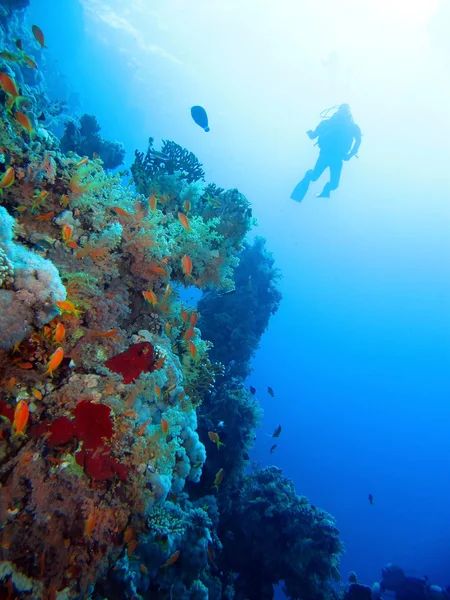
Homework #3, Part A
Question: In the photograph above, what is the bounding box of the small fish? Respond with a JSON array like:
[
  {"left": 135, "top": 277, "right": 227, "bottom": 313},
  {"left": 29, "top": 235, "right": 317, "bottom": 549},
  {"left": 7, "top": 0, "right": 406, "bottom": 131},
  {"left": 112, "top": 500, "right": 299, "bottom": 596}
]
[
  {"left": 23, "top": 54, "right": 38, "bottom": 70},
  {"left": 270, "top": 444, "right": 277, "bottom": 454},
  {"left": 184, "top": 327, "right": 195, "bottom": 342},
  {"left": 208, "top": 431, "right": 225, "bottom": 450},
  {"left": 0, "top": 50, "right": 20, "bottom": 62},
  {"left": 56, "top": 300, "right": 83, "bottom": 317},
  {"left": 181, "top": 254, "right": 193, "bottom": 277},
  {"left": 84, "top": 511, "right": 96, "bottom": 540},
  {"left": 32, "top": 25, "right": 47, "bottom": 48},
  {"left": 249, "top": 386, "right": 256, "bottom": 395},
  {"left": 127, "top": 538, "right": 138, "bottom": 557},
  {"left": 0, "top": 73, "right": 19, "bottom": 97},
  {"left": 161, "top": 418, "right": 169, "bottom": 435},
  {"left": 15, "top": 111, "right": 33, "bottom": 134},
  {"left": 0, "top": 167, "right": 14, "bottom": 195},
  {"left": 164, "top": 322, "right": 172, "bottom": 335},
  {"left": 190, "top": 105, "right": 210, "bottom": 132},
  {"left": 212, "top": 467, "right": 224, "bottom": 489},
  {"left": 37, "top": 111, "right": 46, "bottom": 122},
  {"left": 54, "top": 322, "right": 65, "bottom": 343},
  {"left": 149, "top": 194, "right": 157, "bottom": 211},
  {"left": 217, "top": 420, "right": 225, "bottom": 428},
  {"left": 113, "top": 206, "right": 132, "bottom": 218},
  {"left": 123, "top": 527, "right": 134, "bottom": 543},
  {"left": 17, "top": 362, "right": 34, "bottom": 369},
  {"left": 160, "top": 550, "right": 180, "bottom": 569},
  {"left": 7, "top": 377, "right": 16, "bottom": 390},
  {"left": 66, "top": 240, "right": 78, "bottom": 250},
  {"left": 267, "top": 386, "right": 275, "bottom": 397},
  {"left": 368, "top": 493, "right": 374, "bottom": 505},
  {"left": 97, "top": 328, "right": 119, "bottom": 338},
  {"left": 207, "top": 540, "right": 215, "bottom": 563},
  {"left": 62, "top": 224, "right": 73, "bottom": 242},
  {"left": 183, "top": 200, "right": 191, "bottom": 212},
  {"left": 44, "top": 347, "right": 64, "bottom": 377},
  {"left": 33, "top": 189, "right": 49, "bottom": 202},
  {"left": 178, "top": 212, "right": 190, "bottom": 232},
  {"left": 60, "top": 194, "right": 70, "bottom": 207},
  {"left": 34, "top": 210, "right": 55, "bottom": 221},
  {"left": 154, "top": 386, "right": 161, "bottom": 399},
  {"left": 155, "top": 356, "right": 166, "bottom": 370},
  {"left": 140, "top": 564, "right": 148, "bottom": 575},
  {"left": 188, "top": 341, "right": 197, "bottom": 360},
  {"left": 271, "top": 424, "right": 282, "bottom": 438},
  {"left": 13, "top": 400, "right": 29, "bottom": 436},
  {"left": 190, "top": 312, "right": 198, "bottom": 326},
  {"left": 181, "top": 309, "right": 189, "bottom": 323},
  {"left": 15, "top": 39, "right": 23, "bottom": 51},
  {"left": 31, "top": 388, "right": 43, "bottom": 400},
  {"left": 142, "top": 290, "right": 158, "bottom": 306},
  {"left": 137, "top": 419, "right": 151, "bottom": 436},
  {"left": 75, "top": 157, "right": 88, "bottom": 168},
  {"left": 147, "top": 264, "right": 167, "bottom": 276}
]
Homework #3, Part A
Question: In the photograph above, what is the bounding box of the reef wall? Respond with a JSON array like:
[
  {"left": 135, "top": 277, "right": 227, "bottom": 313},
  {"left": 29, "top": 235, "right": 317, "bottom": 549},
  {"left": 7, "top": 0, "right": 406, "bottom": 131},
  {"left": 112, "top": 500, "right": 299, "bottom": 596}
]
[{"left": 0, "top": 8, "right": 343, "bottom": 600}]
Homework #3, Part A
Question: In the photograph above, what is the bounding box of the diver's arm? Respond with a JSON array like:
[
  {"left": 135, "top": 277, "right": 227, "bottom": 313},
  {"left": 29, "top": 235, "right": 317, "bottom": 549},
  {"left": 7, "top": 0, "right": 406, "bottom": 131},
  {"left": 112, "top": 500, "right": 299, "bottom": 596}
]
[
  {"left": 347, "top": 124, "right": 361, "bottom": 157},
  {"left": 307, "top": 121, "right": 325, "bottom": 139}
]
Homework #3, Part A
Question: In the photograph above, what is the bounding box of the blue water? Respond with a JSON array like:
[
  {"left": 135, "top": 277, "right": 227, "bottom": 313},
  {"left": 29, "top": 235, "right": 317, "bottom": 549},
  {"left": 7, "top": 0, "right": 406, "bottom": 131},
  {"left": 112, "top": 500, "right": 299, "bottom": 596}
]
[{"left": 29, "top": 0, "right": 450, "bottom": 591}]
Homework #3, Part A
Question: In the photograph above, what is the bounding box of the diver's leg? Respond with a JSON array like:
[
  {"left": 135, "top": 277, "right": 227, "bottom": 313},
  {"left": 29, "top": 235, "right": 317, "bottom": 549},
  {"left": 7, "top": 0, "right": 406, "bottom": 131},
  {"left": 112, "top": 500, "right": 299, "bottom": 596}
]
[
  {"left": 317, "top": 158, "right": 343, "bottom": 198},
  {"left": 291, "top": 154, "right": 328, "bottom": 202}
]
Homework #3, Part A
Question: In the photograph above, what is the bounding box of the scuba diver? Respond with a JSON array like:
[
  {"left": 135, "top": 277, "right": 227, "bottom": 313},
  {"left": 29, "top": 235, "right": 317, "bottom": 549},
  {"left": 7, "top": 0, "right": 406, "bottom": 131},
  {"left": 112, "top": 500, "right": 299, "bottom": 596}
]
[
  {"left": 291, "top": 103, "right": 361, "bottom": 202},
  {"left": 371, "top": 563, "right": 450, "bottom": 600}
]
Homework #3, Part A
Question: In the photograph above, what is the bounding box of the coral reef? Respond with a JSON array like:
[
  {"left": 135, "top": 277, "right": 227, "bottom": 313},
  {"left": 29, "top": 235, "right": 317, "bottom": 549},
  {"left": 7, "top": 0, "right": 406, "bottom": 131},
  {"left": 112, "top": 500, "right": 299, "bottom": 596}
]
[
  {"left": 219, "top": 467, "right": 343, "bottom": 600},
  {"left": 60, "top": 114, "right": 126, "bottom": 170},
  {"left": 198, "top": 236, "right": 282, "bottom": 378},
  {"left": 0, "top": 7, "right": 343, "bottom": 600}
]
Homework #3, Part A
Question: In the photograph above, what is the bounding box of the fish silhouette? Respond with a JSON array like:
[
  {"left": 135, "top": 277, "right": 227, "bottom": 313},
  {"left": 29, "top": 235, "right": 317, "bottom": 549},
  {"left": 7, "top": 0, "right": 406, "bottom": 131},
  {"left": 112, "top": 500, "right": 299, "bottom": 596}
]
[{"left": 191, "top": 105, "right": 210, "bottom": 132}]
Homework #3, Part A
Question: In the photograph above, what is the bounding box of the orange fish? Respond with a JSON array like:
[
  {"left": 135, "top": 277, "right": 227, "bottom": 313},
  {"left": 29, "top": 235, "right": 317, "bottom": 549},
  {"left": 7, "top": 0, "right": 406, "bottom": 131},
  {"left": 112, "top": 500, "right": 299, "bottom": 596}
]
[
  {"left": 17, "top": 362, "right": 34, "bottom": 369},
  {"left": 184, "top": 327, "right": 195, "bottom": 342},
  {"left": 142, "top": 290, "right": 157, "bottom": 306},
  {"left": 208, "top": 431, "right": 225, "bottom": 450},
  {"left": 13, "top": 400, "right": 29, "bottom": 436},
  {"left": 66, "top": 240, "right": 78, "bottom": 250},
  {"left": 62, "top": 224, "right": 73, "bottom": 242},
  {"left": 15, "top": 111, "right": 33, "bottom": 134},
  {"left": 124, "top": 527, "right": 134, "bottom": 544},
  {"left": 147, "top": 265, "right": 167, "bottom": 276},
  {"left": 149, "top": 194, "right": 157, "bottom": 211},
  {"left": 75, "top": 157, "right": 88, "bottom": 168},
  {"left": 54, "top": 322, "right": 65, "bottom": 343},
  {"left": 0, "top": 50, "right": 20, "bottom": 62},
  {"left": 84, "top": 511, "right": 96, "bottom": 540},
  {"left": 56, "top": 300, "right": 83, "bottom": 317},
  {"left": 154, "top": 356, "right": 166, "bottom": 370},
  {"left": 7, "top": 377, "right": 16, "bottom": 390},
  {"left": 33, "top": 190, "right": 49, "bottom": 202},
  {"left": 181, "top": 254, "right": 193, "bottom": 276},
  {"left": 163, "top": 284, "right": 172, "bottom": 298},
  {"left": 0, "top": 73, "right": 19, "bottom": 97},
  {"left": 212, "top": 467, "right": 224, "bottom": 490},
  {"left": 154, "top": 386, "right": 161, "bottom": 399},
  {"left": 161, "top": 418, "right": 169, "bottom": 435},
  {"left": 23, "top": 54, "right": 38, "bottom": 70},
  {"left": 190, "top": 312, "right": 198, "bottom": 326},
  {"left": 140, "top": 564, "right": 148, "bottom": 575},
  {"left": 164, "top": 322, "right": 172, "bottom": 335},
  {"left": 32, "top": 25, "right": 47, "bottom": 48},
  {"left": 160, "top": 550, "right": 180, "bottom": 569},
  {"left": 35, "top": 210, "right": 55, "bottom": 221},
  {"left": 31, "top": 388, "right": 43, "bottom": 400},
  {"left": 44, "top": 347, "right": 64, "bottom": 377},
  {"left": 188, "top": 341, "right": 197, "bottom": 360},
  {"left": 127, "top": 538, "right": 138, "bottom": 557},
  {"left": 137, "top": 419, "right": 151, "bottom": 436},
  {"left": 60, "top": 194, "right": 70, "bottom": 207},
  {"left": 97, "top": 328, "right": 119, "bottom": 338},
  {"left": 0, "top": 166, "right": 14, "bottom": 190},
  {"left": 113, "top": 206, "right": 132, "bottom": 218},
  {"left": 183, "top": 200, "right": 191, "bottom": 212},
  {"left": 178, "top": 212, "right": 190, "bottom": 232},
  {"left": 181, "top": 309, "right": 189, "bottom": 323}
]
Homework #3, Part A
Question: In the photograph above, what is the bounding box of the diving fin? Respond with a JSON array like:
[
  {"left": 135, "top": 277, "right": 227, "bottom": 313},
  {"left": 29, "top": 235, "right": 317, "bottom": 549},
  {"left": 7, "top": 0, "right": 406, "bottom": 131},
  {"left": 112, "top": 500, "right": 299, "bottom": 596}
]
[{"left": 290, "top": 178, "right": 310, "bottom": 203}]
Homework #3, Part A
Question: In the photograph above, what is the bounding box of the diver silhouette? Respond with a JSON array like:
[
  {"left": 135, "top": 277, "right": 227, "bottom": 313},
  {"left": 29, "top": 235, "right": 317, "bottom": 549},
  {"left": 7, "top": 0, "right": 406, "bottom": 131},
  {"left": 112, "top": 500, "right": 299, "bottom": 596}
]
[{"left": 291, "top": 103, "right": 361, "bottom": 202}]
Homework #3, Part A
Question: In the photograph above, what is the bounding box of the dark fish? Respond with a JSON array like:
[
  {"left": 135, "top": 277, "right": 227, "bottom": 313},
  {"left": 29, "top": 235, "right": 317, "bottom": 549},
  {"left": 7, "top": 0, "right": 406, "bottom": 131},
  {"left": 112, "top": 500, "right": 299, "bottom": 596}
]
[
  {"left": 270, "top": 444, "right": 277, "bottom": 454},
  {"left": 249, "top": 386, "right": 256, "bottom": 395},
  {"left": 271, "top": 425, "right": 282, "bottom": 438},
  {"left": 267, "top": 386, "right": 275, "bottom": 397},
  {"left": 368, "top": 493, "right": 374, "bottom": 505},
  {"left": 191, "top": 105, "right": 210, "bottom": 132},
  {"left": 37, "top": 111, "right": 46, "bottom": 122},
  {"left": 243, "top": 452, "right": 250, "bottom": 460},
  {"left": 223, "top": 288, "right": 236, "bottom": 295},
  {"left": 15, "top": 39, "right": 23, "bottom": 51}
]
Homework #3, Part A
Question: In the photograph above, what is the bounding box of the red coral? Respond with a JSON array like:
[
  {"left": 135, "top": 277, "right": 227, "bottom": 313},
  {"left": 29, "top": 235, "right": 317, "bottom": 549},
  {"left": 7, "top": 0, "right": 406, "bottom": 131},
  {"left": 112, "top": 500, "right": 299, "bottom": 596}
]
[
  {"left": 0, "top": 400, "right": 14, "bottom": 423},
  {"left": 105, "top": 342, "right": 155, "bottom": 384},
  {"left": 48, "top": 417, "right": 76, "bottom": 446},
  {"left": 76, "top": 447, "right": 127, "bottom": 481},
  {"left": 74, "top": 400, "right": 113, "bottom": 450}
]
